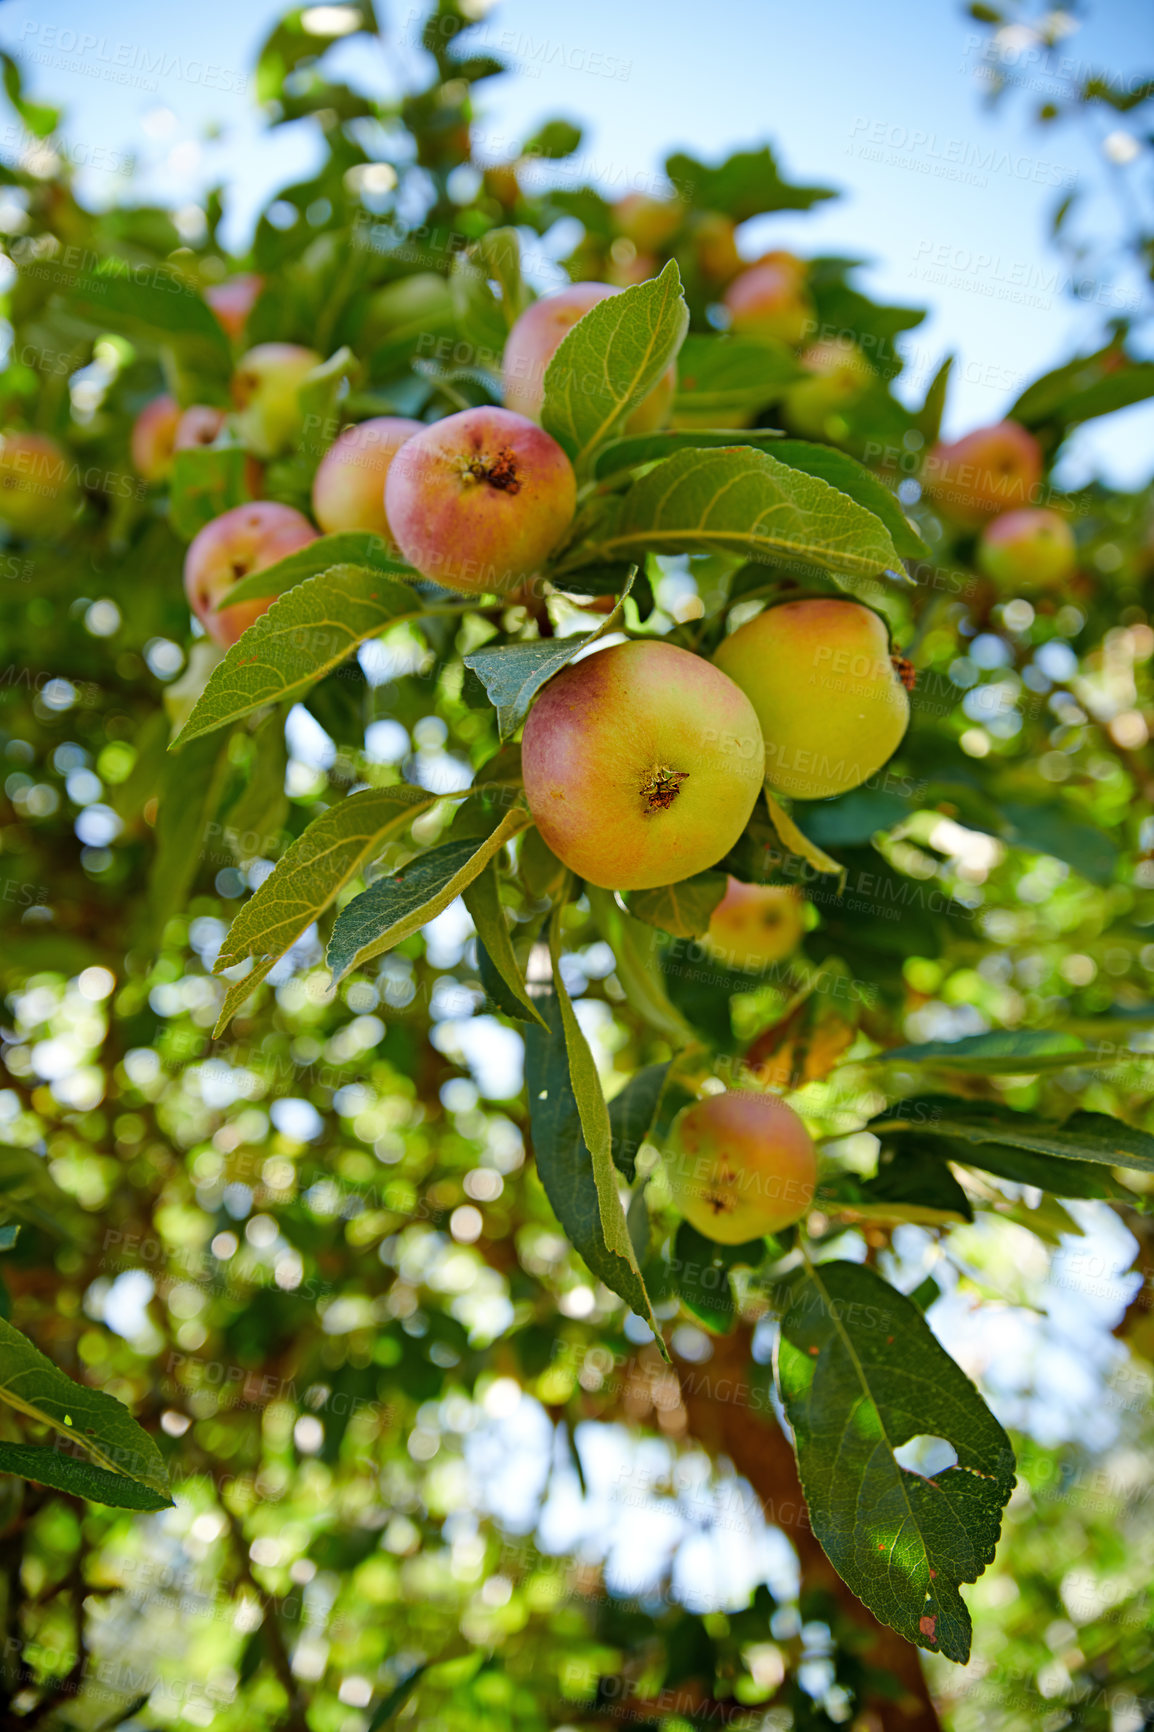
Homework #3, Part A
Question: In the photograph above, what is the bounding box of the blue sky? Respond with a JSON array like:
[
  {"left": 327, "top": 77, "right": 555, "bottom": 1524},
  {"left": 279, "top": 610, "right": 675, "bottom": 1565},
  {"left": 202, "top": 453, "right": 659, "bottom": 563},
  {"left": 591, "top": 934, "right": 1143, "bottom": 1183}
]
[{"left": 1, "top": 0, "right": 1151, "bottom": 482}]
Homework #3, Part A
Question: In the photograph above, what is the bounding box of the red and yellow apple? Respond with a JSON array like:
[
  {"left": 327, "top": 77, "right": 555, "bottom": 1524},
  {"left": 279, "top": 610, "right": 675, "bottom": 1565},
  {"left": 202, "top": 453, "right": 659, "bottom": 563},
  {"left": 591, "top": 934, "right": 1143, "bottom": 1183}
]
[
  {"left": 714, "top": 597, "right": 910, "bottom": 800},
  {"left": 183, "top": 501, "right": 316, "bottom": 646},
  {"left": 384, "top": 406, "right": 576, "bottom": 593},
  {"left": 0, "top": 430, "right": 77, "bottom": 533},
  {"left": 923, "top": 420, "right": 1043, "bottom": 529},
  {"left": 521, "top": 639, "right": 765, "bottom": 890},
  {"left": 311, "top": 416, "right": 424, "bottom": 537},
  {"left": 130, "top": 395, "right": 181, "bottom": 482},
  {"left": 612, "top": 192, "right": 682, "bottom": 252},
  {"left": 692, "top": 211, "right": 742, "bottom": 285},
  {"left": 977, "top": 507, "right": 1076, "bottom": 591},
  {"left": 664, "top": 1090, "right": 817, "bottom": 1244},
  {"left": 502, "top": 283, "right": 677, "bottom": 431},
  {"left": 706, "top": 879, "right": 805, "bottom": 969},
  {"left": 205, "top": 273, "right": 263, "bottom": 341},
  {"left": 232, "top": 343, "right": 321, "bottom": 458},
  {"left": 723, "top": 254, "right": 813, "bottom": 346}
]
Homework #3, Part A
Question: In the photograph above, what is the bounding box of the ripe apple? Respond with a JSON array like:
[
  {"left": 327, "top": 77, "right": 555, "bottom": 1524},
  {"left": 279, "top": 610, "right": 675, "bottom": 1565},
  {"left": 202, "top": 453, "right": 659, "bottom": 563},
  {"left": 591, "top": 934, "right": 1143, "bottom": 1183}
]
[
  {"left": 706, "top": 879, "right": 805, "bottom": 969},
  {"left": 612, "top": 192, "right": 682, "bottom": 251},
  {"left": 782, "top": 339, "right": 873, "bottom": 437},
  {"left": 502, "top": 283, "right": 677, "bottom": 431},
  {"left": 311, "top": 416, "right": 424, "bottom": 537},
  {"left": 664, "top": 1090, "right": 817, "bottom": 1244},
  {"left": 0, "top": 430, "right": 77, "bottom": 534},
  {"left": 205, "top": 273, "right": 263, "bottom": 341},
  {"left": 714, "top": 597, "right": 910, "bottom": 801},
  {"left": 384, "top": 406, "right": 577, "bottom": 593},
  {"left": 130, "top": 395, "right": 181, "bottom": 482},
  {"left": 183, "top": 501, "right": 317, "bottom": 647},
  {"left": 923, "top": 420, "right": 1043, "bottom": 529},
  {"left": 977, "top": 507, "right": 1076, "bottom": 590},
  {"left": 521, "top": 639, "right": 765, "bottom": 891},
  {"left": 232, "top": 343, "right": 322, "bottom": 458},
  {"left": 723, "top": 255, "right": 813, "bottom": 346},
  {"left": 174, "top": 406, "right": 264, "bottom": 498}
]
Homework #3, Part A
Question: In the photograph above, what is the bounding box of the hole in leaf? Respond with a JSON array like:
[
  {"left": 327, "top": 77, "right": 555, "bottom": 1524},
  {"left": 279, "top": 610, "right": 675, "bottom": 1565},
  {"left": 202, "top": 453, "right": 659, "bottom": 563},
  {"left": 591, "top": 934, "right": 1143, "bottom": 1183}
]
[{"left": 894, "top": 1434, "right": 958, "bottom": 1478}]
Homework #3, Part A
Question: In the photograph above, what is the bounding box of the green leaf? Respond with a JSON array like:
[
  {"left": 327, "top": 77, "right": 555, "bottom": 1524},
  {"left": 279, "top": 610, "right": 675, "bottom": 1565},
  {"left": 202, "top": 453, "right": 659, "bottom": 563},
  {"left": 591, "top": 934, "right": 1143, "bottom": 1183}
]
[
  {"left": 463, "top": 572, "right": 633, "bottom": 739},
  {"left": 764, "top": 789, "right": 846, "bottom": 883},
  {"left": 915, "top": 355, "right": 953, "bottom": 447},
  {"left": 672, "top": 1222, "right": 763, "bottom": 1333},
  {"left": 368, "top": 1663, "right": 429, "bottom": 1732},
  {"left": 0, "top": 1317, "right": 170, "bottom": 1501},
  {"left": 790, "top": 786, "right": 913, "bottom": 847},
  {"left": 877, "top": 1030, "right": 1092, "bottom": 1075},
  {"left": 524, "top": 986, "right": 665, "bottom": 1351},
  {"left": 672, "top": 334, "right": 802, "bottom": 427},
  {"left": 585, "top": 886, "right": 696, "bottom": 1047},
  {"left": 820, "top": 1144, "right": 973, "bottom": 1225},
  {"left": 665, "top": 144, "right": 837, "bottom": 220},
  {"left": 1010, "top": 345, "right": 1154, "bottom": 430},
  {"left": 462, "top": 864, "right": 545, "bottom": 1027},
  {"left": 168, "top": 446, "right": 249, "bottom": 541},
  {"left": 593, "top": 427, "right": 786, "bottom": 478},
  {"left": 541, "top": 261, "right": 689, "bottom": 469},
  {"left": 999, "top": 800, "right": 1119, "bottom": 887},
  {"left": 770, "top": 440, "right": 928, "bottom": 560},
  {"left": 451, "top": 227, "right": 529, "bottom": 348},
  {"left": 62, "top": 260, "right": 232, "bottom": 376},
  {"left": 608, "top": 1063, "right": 672, "bottom": 1183},
  {"left": 172, "top": 565, "right": 459, "bottom": 747},
  {"left": 559, "top": 447, "right": 903, "bottom": 589},
  {"left": 149, "top": 729, "right": 235, "bottom": 934},
  {"left": 223, "top": 532, "right": 415, "bottom": 608},
  {"left": 212, "top": 785, "right": 440, "bottom": 1034},
  {"left": 627, "top": 872, "right": 727, "bottom": 939},
  {"left": 872, "top": 1097, "right": 1154, "bottom": 1177},
  {"left": 0, "top": 1145, "right": 84, "bottom": 1241},
  {"left": 779, "top": 1259, "right": 1015, "bottom": 1662},
  {"left": 0, "top": 1440, "right": 173, "bottom": 1510},
  {"left": 328, "top": 807, "right": 530, "bottom": 983}
]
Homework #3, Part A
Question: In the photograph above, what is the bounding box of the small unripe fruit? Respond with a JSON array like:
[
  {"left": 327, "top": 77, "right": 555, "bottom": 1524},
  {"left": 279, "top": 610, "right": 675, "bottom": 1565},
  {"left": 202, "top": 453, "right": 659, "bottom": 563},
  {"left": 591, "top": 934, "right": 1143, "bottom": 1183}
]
[
  {"left": 183, "top": 501, "right": 316, "bottom": 647},
  {"left": 783, "top": 339, "right": 872, "bottom": 437},
  {"left": 205, "top": 273, "right": 263, "bottom": 341},
  {"left": 692, "top": 211, "right": 742, "bottom": 284},
  {"left": 923, "top": 420, "right": 1043, "bottom": 529},
  {"left": 665, "top": 1090, "right": 816, "bottom": 1244},
  {"left": 612, "top": 192, "right": 682, "bottom": 251},
  {"left": 232, "top": 343, "right": 321, "bottom": 458},
  {"left": 502, "top": 283, "right": 677, "bottom": 430},
  {"left": 977, "top": 507, "right": 1076, "bottom": 591},
  {"left": 385, "top": 406, "right": 576, "bottom": 593},
  {"left": 706, "top": 879, "right": 804, "bottom": 969},
  {"left": 311, "top": 416, "right": 424, "bottom": 537},
  {"left": 131, "top": 395, "right": 181, "bottom": 481},
  {"left": 0, "top": 431, "right": 77, "bottom": 533},
  {"left": 521, "top": 639, "right": 765, "bottom": 890},
  {"left": 723, "top": 256, "right": 813, "bottom": 346},
  {"left": 715, "top": 598, "right": 910, "bottom": 801}
]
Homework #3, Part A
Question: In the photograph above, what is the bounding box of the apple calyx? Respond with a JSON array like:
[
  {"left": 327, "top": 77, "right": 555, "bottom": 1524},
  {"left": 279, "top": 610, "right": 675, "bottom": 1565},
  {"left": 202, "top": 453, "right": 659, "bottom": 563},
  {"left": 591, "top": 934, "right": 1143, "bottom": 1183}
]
[
  {"left": 640, "top": 764, "right": 689, "bottom": 813},
  {"left": 464, "top": 448, "right": 521, "bottom": 493}
]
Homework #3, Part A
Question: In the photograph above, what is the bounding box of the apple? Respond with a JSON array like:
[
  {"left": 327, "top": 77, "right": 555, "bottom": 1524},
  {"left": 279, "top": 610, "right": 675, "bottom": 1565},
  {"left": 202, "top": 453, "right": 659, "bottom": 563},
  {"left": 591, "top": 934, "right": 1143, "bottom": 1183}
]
[
  {"left": 612, "top": 192, "right": 682, "bottom": 251},
  {"left": 521, "top": 639, "right": 765, "bottom": 891},
  {"left": 706, "top": 878, "right": 805, "bottom": 969},
  {"left": 232, "top": 343, "right": 322, "bottom": 458},
  {"left": 311, "top": 416, "right": 424, "bottom": 537},
  {"left": 384, "top": 406, "right": 577, "bottom": 593},
  {"left": 130, "top": 395, "right": 181, "bottom": 482},
  {"left": 664, "top": 1090, "right": 817, "bottom": 1244},
  {"left": 0, "top": 431, "right": 77, "bottom": 535},
  {"left": 977, "top": 507, "right": 1076, "bottom": 590},
  {"left": 723, "top": 255, "right": 813, "bottom": 346},
  {"left": 782, "top": 339, "right": 873, "bottom": 437},
  {"left": 183, "top": 501, "right": 317, "bottom": 647},
  {"left": 174, "top": 406, "right": 264, "bottom": 498},
  {"left": 205, "top": 273, "right": 263, "bottom": 341},
  {"left": 923, "top": 420, "right": 1043, "bottom": 529},
  {"left": 502, "top": 282, "right": 677, "bottom": 431},
  {"left": 714, "top": 597, "right": 910, "bottom": 801},
  {"left": 691, "top": 211, "right": 742, "bottom": 285}
]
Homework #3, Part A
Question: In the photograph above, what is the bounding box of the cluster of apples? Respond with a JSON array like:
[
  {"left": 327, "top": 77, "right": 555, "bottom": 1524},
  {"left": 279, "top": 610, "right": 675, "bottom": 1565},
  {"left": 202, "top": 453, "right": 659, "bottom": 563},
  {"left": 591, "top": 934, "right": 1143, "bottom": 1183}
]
[{"left": 923, "top": 417, "right": 1076, "bottom": 590}]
